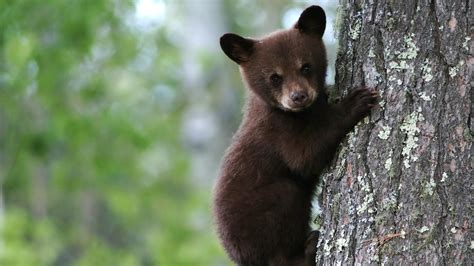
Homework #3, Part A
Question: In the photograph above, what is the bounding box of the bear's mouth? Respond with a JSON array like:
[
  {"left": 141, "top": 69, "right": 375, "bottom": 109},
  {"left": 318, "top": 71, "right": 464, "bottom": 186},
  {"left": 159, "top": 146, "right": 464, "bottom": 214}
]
[
  {"left": 279, "top": 90, "right": 317, "bottom": 112},
  {"left": 280, "top": 103, "right": 312, "bottom": 112}
]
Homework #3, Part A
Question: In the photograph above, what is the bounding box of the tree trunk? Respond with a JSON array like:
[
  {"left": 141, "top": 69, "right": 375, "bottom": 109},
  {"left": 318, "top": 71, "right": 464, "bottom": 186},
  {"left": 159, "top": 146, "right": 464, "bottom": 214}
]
[{"left": 316, "top": 0, "right": 472, "bottom": 264}]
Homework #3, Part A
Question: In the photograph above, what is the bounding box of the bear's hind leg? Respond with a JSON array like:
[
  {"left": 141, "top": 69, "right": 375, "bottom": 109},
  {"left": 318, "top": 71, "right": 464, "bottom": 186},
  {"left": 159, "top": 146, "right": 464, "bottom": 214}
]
[{"left": 270, "top": 231, "right": 319, "bottom": 266}]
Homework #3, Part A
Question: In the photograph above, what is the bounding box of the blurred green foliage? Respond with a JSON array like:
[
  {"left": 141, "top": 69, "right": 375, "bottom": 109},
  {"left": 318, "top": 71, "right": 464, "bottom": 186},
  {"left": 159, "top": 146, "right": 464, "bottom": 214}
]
[
  {"left": 0, "top": 0, "right": 220, "bottom": 264},
  {"left": 0, "top": 0, "right": 333, "bottom": 265}
]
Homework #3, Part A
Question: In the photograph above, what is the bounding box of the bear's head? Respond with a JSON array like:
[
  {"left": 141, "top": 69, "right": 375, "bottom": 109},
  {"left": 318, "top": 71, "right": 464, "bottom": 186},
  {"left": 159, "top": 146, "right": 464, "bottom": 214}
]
[{"left": 220, "top": 6, "right": 327, "bottom": 112}]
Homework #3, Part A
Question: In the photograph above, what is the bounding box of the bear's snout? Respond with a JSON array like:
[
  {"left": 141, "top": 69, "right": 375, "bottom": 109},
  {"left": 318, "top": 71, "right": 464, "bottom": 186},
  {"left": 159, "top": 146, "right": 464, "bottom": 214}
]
[{"left": 290, "top": 91, "right": 309, "bottom": 106}]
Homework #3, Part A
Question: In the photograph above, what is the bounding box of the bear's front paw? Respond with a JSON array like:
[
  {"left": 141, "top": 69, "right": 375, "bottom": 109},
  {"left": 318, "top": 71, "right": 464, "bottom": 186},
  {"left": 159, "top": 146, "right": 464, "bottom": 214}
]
[{"left": 343, "top": 87, "right": 378, "bottom": 122}]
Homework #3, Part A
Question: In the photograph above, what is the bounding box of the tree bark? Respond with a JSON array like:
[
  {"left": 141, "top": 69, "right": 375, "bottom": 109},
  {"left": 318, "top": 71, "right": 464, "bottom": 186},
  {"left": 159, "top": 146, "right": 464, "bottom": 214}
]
[{"left": 316, "top": 0, "right": 472, "bottom": 264}]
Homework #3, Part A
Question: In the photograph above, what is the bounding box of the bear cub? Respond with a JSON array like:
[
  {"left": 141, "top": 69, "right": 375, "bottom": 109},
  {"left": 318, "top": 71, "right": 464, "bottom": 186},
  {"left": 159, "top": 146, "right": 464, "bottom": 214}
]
[{"left": 213, "top": 6, "right": 377, "bottom": 266}]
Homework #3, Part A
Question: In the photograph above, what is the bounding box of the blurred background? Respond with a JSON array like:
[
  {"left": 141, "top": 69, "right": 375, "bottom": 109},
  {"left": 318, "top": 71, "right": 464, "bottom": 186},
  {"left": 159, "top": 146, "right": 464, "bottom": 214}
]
[{"left": 0, "top": 0, "right": 337, "bottom": 265}]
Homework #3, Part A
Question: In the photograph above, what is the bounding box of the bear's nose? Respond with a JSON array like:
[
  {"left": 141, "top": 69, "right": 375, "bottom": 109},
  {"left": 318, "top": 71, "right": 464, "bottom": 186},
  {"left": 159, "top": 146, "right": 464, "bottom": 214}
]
[{"left": 290, "top": 91, "right": 308, "bottom": 105}]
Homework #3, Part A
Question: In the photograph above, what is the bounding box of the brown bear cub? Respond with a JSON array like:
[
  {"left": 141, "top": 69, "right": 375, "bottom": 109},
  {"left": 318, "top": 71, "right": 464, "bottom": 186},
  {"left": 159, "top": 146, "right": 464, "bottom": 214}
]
[{"left": 213, "top": 6, "right": 377, "bottom": 266}]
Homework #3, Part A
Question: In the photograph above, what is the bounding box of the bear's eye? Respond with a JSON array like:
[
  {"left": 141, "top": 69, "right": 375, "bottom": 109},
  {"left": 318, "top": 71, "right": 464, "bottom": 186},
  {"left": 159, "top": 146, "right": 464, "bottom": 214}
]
[
  {"left": 270, "top": 73, "right": 283, "bottom": 86},
  {"left": 300, "top": 63, "right": 311, "bottom": 75}
]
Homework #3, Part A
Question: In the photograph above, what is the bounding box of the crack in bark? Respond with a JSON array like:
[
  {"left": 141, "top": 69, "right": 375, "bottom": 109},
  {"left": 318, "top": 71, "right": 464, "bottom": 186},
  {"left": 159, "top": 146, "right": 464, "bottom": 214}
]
[
  {"left": 348, "top": 190, "right": 359, "bottom": 266},
  {"left": 362, "top": 124, "right": 383, "bottom": 263},
  {"left": 429, "top": 0, "right": 449, "bottom": 65},
  {"left": 431, "top": 96, "right": 450, "bottom": 263},
  {"left": 466, "top": 0, "right": 473, "bottom": 135},
  {"left": 370, "top": 0, "right": 378, "bottom": 24},
  {"left": 349, "top": 5, "right": 365, "bottom": 91},
  {"left": 429, "top": 63, "right": 450, "bottom": 266},
  {"left": 427, "top": 1, "right": 454, "bottom": 264}
]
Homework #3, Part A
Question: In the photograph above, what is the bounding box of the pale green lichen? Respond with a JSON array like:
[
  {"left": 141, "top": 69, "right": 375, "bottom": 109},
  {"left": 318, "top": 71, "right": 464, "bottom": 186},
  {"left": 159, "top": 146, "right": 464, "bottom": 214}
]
[
  {"left": 400, "top": 108, "right": 424, "bottom": 168},
  {"left": 387, "top": 85, "right": 394, "bottom": 93},
  {"left": 335, "top": 147, "right": 347, "bottom": 177},
  {"left": 368, "top": 48, "right": 376, "bottom": 58},
  {"left": 419, "top": 92, "right": 431, "bottom": 101},
  {"left": 440, "top": 172, "right": 448, "bottom": 182},
  {"left": 463, "top": 36, "right": 471, "bottom": 50},
  {"left": 384, "top": 150, "right": 395, "bottom": 177},
  {"left": 449, "top": 67, "right": 458, "bottom": 77},
  {"left": 323, "top": 229, "right": 335, "bottom": 256},
  {"left": 400, "top": 34, "right": 419, "bottom": 60},
  {"left": 417, "top": 225, "right": 430, "bottom": 233},
  {"left": 386, "top": 16, "right": 395, "bottom": 30},
  {"left": 398, "top": 202, "right": 404, "bottom": 210},
  {"left": 449, "top": 60, "right": 465, "bottom": 78},
  {"left": 335, "top": 237, "right": 349, "bottom": 252},
  {"left": 470, "top": 240, "right": 474, "bottom": 249},
  {"left": 387, "top": 33, "right": 419, "bottom": 72},
  {"left": 357, "top": 174, "right": 371, "bottom": 193},
  {"left": 312, "top": 215, "right": 322, "bottom": 230},
  {"left": 445, "top": 240, "right": 454, "bottom": 248},
  {"left": 323, "top": 241, "right": 332, "bottom": 256},
  {"left": 384, "top": 157, "right": 392, "bottom": 171},
  {"left": 357, "top": 192, "right": 374, "bottom": 215},
  {"left": 333, "top": 5, "right": 345, "bottom": 38},
  {"left": 421, "top": 60, "right": 433, "bottom": 82},
  {"left": 371, "top": 253, "right": 380, "bottom": 263},
  {"left": 332, "top": 192, "right": 341, "bottom": 203},
  {"left": 381, "top": 191, "right": 397, "bottom": 210},
  {"left": 450, "top": 227, "right": 457, "bottom": 234},
  {"left": 378, "top": 125, "right": 391, "bottom": 140},
  {"left": 347, "top": 204, "right": 355, "bottom": 216},
  {"left": 400, "top": 229, "right": 406, "bottom": 238},
  {"left": 349, "top": 14, "right": 362, "bottom": 40},
  {"left": 423, "top": 177, "right": 436, "bottom": 196},
  {"left": 422, "top": 72, "right": 433, "bottom": 82},
  {"left": 389, "top": 60, "right": 409, "bottom": 70},
  {"left": 356, "top": 174, "right": 377, "bottom": 215},
  {"left": 347, "top": 126, "right": 359, "bottom": 149},
  {"left": 379, "top": 99, "right": 386, "bottom": 108}
]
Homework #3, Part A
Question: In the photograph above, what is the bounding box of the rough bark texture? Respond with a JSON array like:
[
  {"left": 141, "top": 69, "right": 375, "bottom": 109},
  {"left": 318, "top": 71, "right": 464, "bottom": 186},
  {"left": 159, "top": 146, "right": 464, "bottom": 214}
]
[{"left": 316, "top": 0, "right": 472, "bottom": 264}]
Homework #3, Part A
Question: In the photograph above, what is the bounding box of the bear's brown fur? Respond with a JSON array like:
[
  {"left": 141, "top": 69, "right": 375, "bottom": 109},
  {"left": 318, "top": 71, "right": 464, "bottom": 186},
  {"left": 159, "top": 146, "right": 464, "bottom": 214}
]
[{"left": 213, "top": 6, "right": 377, "bottom": 266}]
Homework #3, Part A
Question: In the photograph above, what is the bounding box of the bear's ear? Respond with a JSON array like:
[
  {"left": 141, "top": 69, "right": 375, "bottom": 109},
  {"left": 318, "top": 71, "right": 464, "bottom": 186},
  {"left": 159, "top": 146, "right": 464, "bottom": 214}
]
[
  {"left": 294, "top": 5, "right": 326, "bottom": 36},
  {"left": 220, "top": 33, "right": 255, "bottom": 64}
]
